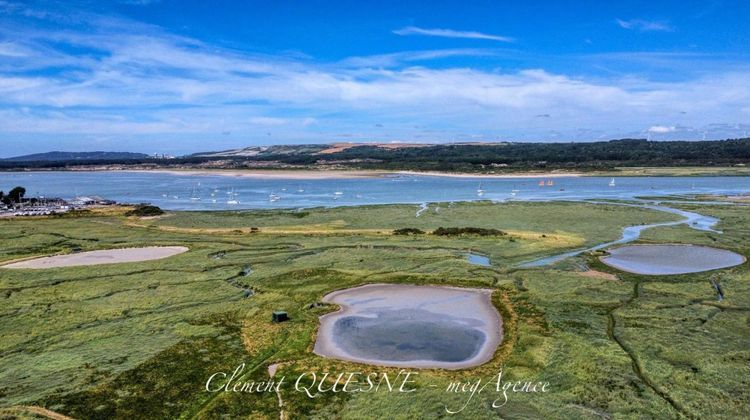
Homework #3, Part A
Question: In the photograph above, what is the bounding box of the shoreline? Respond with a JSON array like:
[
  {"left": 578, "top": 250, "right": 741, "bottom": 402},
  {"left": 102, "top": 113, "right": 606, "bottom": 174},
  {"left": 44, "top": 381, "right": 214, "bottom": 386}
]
[
  {"left": 10, "top": 167, "right": 585, "bottom": 179},
  {"left": 4, "top": 167, "right": 750, "bottom": 179},
  {"left": 395, "top": 170, "right": 581, "bottom": 178},
  {"left": 123, "top": 169, "right": 391, "bottom": 179}
]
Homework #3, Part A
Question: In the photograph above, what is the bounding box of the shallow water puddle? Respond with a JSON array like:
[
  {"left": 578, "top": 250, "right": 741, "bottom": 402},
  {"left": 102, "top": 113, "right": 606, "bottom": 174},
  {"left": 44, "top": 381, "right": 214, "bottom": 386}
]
[{"left": 466, "top": 253, "right": 491, "bottom": 266}]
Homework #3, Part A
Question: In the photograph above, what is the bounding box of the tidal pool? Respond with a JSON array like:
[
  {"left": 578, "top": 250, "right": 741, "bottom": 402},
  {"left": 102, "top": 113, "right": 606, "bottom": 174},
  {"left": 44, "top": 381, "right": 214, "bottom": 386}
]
[
  {"left": 601, "top": 244, "right": 745, "bottom": 275},
  {"left": 314, "top": 284, "right": 502, "bottom": 369},
  {"left": 467, "top": 253, "right": 491, "bottom": 266}
]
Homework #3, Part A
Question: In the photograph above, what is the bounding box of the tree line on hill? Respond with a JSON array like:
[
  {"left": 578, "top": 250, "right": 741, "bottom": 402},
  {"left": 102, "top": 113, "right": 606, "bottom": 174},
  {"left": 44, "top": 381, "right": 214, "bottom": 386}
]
[
  {"left": 273, "top": 138, "right": 750, "bottom": 171},
  {"left": 2, "top": 138, "right": 750, "bottom": 172}
]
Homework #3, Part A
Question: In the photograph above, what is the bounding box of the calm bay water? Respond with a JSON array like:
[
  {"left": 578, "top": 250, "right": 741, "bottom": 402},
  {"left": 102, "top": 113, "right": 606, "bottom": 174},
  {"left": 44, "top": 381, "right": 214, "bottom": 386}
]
[{"left": 1, "top": 171, "right": 749, "bottom": 210}]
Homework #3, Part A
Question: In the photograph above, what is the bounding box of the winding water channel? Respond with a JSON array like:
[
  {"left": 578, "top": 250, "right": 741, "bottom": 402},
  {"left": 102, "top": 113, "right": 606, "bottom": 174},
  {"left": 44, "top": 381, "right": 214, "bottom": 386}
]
[{"left": 518, "top": 201, "right": 722, "bottom": 268}]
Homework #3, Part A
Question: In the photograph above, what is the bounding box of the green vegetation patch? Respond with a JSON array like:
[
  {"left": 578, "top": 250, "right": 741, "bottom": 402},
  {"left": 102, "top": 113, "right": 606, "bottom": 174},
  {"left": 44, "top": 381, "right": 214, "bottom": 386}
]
[
  {"left": 1, "top": 200, "right": 746, "bottom": 418},
  {"left": 125, "top": 205, "right": 164, "bottom": 217},
  {"left": 432, "top": 226, "right": 507, "bottom": 236}
]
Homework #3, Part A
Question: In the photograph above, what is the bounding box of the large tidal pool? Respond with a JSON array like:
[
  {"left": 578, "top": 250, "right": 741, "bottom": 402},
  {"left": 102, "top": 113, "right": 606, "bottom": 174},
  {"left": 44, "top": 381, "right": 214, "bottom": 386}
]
[{"left": 314, "top": 284, "right": 502, "bottom": 369}]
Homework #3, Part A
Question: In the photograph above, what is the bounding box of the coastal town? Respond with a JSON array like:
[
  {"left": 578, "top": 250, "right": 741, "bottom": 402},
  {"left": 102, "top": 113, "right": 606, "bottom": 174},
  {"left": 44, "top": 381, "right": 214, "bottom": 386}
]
[{"left": 0, "top": 186, "right": 117, "bottom": 217}]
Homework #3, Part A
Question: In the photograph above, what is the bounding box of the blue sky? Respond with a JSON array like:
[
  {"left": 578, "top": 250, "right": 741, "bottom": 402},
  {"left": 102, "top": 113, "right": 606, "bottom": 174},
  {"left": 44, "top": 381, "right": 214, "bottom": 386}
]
[{"left": 1, "top": 0, "right": 749, "bottom": 156}]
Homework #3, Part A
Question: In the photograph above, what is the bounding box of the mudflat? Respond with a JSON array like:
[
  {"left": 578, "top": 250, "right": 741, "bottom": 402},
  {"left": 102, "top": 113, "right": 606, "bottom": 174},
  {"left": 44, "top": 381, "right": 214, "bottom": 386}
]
[{"left": 2, "top": 246, "right": 189, "bottom": 269}]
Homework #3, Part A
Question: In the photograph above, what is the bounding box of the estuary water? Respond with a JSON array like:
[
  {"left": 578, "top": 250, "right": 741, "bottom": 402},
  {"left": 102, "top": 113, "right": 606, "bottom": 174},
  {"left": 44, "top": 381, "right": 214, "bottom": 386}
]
[{"left": 1, "top": 171, "right": 749, "bottom": 210}]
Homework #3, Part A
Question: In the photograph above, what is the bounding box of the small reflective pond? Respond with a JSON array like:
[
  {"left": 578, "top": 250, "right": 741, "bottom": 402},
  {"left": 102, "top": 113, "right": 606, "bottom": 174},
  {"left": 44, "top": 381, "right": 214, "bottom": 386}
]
[{"left": 467, "top": 253, "right": 491, "bottom": 266}]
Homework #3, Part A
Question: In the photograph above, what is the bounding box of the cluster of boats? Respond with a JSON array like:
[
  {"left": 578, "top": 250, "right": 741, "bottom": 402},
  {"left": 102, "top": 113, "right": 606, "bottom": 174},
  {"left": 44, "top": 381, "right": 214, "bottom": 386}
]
[
  {"left": 164, "top": 183, "right": 344, "bottom": 205},
  {"left": 481, "top": 177, "right": 616, "bottom": 196},
  {"left": 475, "top": 182, "right": 521, "bottom": 197},
  {"left": 163, "top": 178, "right": 620, "bottom": 205}
]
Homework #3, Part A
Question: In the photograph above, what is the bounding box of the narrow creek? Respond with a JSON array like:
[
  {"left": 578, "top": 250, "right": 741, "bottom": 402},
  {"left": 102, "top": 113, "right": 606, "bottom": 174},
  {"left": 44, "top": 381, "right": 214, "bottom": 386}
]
[{"left": 518, "top": 201, "right": 721, "bottom": 268}]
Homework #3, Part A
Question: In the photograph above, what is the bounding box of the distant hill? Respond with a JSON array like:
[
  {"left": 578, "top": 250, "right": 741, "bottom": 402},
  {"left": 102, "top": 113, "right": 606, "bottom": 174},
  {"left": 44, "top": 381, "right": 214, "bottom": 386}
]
[
  {"left": 3, "top": 151, "right": 151, "bottom": 162},
  {"left": 190, "top": 144, "right": 328, "bottom": 158}
]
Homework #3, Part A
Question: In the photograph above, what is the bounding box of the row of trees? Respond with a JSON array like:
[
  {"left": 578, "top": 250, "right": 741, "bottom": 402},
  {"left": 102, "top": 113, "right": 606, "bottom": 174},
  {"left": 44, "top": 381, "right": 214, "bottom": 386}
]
[
  {"left": 3, "top": 138, "right": 750, "bottom": 172},
  {"left": 255, "top": 138, "right": 750, "bottom": 170},
  {"left": 0, "top": 186, "right": 26, "bottom": 206}
]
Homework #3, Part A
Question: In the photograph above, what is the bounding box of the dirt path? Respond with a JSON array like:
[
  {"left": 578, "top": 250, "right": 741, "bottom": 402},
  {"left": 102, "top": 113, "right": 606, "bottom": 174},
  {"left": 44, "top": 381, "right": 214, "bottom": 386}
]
[
  {"left": 268, "top": 362, "right": 287, "bottom": 420},
  {"left": 1, "top": 406, "right": 76, "bottom": 420}
]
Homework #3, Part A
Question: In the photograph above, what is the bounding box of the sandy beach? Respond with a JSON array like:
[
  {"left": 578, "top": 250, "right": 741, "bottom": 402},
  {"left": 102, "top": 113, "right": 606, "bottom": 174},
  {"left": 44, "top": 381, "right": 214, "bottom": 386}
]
[
  {"left": 122, "top": 168, "right": 582, "bottom": 179},
  {"left": 2, "top": 246, "right": 189, "bottom": 269},
  {"left": 314, "top": 283, "right": 502, "bottom": 370},
  {"left": 124, "top": 169, "right": 391, "bottom": 179},
  {"left": 396, "top": 170, "right": 582, "bottom": 178}
]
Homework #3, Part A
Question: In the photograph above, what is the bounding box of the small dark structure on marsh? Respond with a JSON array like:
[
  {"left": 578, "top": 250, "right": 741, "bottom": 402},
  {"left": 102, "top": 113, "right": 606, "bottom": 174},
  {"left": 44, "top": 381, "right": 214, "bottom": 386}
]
[
  {"left": 272, "top": 311, "right": 289, "bottom": 323},
  {"left": 710, "top": 275, "right": 725, "bottom": 301}
]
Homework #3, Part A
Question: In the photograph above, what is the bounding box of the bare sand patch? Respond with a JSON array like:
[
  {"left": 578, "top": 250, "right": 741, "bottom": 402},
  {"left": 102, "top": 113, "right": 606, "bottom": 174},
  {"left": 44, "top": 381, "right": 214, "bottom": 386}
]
[
  {"left": 122, "top": 168, "right": 582, "bottom": 179},
  {"left": 396, "top": 170, "right": 582, "bottom": 178},
  {"left": 316, "top": 142, "right": 431, "bottom": 154},
  {"left": 2, "top": 246, "right": 189, "bottom": 269},
  {"left": 314, "top": 283, "right": 502, "bottom": 370},
  {"left": 126, "top": 169, "right": 389, "bottom": 179}
]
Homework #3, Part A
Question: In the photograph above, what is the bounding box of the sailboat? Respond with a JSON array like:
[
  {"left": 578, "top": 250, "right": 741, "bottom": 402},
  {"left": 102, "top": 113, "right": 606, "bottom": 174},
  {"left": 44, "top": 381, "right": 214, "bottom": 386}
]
[
  {"left": 190, "top": 184, "right": 201, "bottom": 201},
  {"left": 476, "top": 182, "right": 485, "bottom": 197},
  {"left": 609, "top": 178, "right": 616, "bottom": 187},
  {"left": 226, "top": 188, "right": 239, "bottom": 205},
  {"left": 546, "top": 179, "right": 554, "bottom": 186},
  {"left": 538, "top": 180, "right": 545, "bottom": 187}
]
